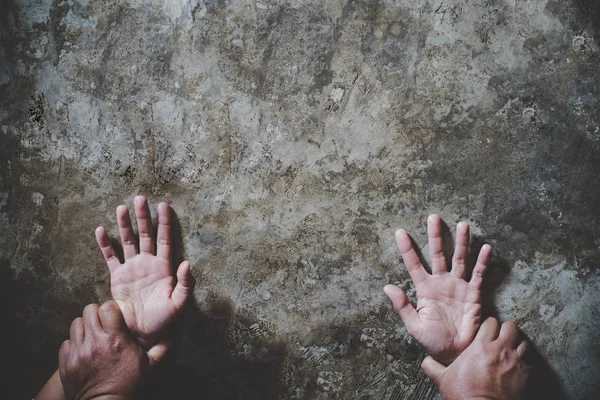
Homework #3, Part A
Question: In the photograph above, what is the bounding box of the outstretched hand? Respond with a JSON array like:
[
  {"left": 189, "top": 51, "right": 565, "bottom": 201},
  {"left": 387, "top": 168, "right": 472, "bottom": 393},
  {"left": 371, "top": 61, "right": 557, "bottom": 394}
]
[
  {"left": 384, "top": 214, "right": 491, "bottom": 364},
  {"left": 95, "top": 196, "right": 195, "bottom": 357}
]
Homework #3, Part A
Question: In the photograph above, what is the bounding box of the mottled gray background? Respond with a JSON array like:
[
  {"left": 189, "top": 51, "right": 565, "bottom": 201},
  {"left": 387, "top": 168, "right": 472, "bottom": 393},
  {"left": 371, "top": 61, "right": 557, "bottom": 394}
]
[{"left": 1, "top": 0, "right": 600, "bottom": 399}]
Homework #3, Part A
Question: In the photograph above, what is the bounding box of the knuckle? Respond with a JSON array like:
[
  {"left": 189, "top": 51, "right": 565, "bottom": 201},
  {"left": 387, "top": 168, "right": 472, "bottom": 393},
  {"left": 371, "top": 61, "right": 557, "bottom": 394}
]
[
  {"left": 66, "top": 357, "right": 78, "bottom": 372},
  {"left": 503, "top": 321, "right": 518, "bottom": 331},
  {"left": 110, "top": 336, "right": 125, "bottom": 352},
  {"left": 482, "top": 346, "right": 501, "bottom": 364},
  {"left": 122, "top": 239, "right": 136, "bottom": 247},
  {"left": 83, "top": 303, "right": 99, "bottom": 314},
  {"left": 502, "top": 322, "right": 519, "bottom": 337},
  {"left": 87, "top": 341, "right": 102, "bottom": 358},
  {"left": 99, "top": 300, "right": 116, "bottom": 313},
  {"left": 80, "top": 344, "right": 92, "bottom": 359},
  {"left": 59, "top": 340, "right": 70, "bottom": 357}
]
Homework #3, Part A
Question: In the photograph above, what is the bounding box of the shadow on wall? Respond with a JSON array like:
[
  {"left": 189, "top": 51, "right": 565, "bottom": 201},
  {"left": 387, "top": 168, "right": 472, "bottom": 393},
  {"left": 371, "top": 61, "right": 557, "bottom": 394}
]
[
  {"left": 1, "top": 2, "right": 40, "bottom": 396},
  {"left": 525, "top": 340, "right": 569, "bottom": 400},
  {"left": 0, "top": 261, "right": 32, "bottom": 399},
  {"left": 1, "top": 204, "right": 573, "bottom": 399},
  {"left": 480, "top": 258, "right": 568, "bottom": 400},
  {"left": 135, "top": 214, "right": 570, "bottom": 399},
  {"left": 141, "top": 298, "right": 287, "bottom": 400},
  {"left": 480, "top": 261, "right": 568, "bottom": 400},
  {"left": 573, "top": 0, "right": 600, "bottom": 39},
  {"left": 139, "top": 210, "right": 287, "bottom": 400}
]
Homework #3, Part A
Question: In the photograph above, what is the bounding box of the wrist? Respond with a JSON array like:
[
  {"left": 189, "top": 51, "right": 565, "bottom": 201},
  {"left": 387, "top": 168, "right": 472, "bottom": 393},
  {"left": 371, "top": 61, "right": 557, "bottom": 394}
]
[
  {"left": 455, "top": 397, "right": 497, "bottom": 400},
  {"left": 443, "top": 398, "right": 497, "bottom": 400},
  {"left": 441, "top": 392, "right": 498, "bottom": 400}
]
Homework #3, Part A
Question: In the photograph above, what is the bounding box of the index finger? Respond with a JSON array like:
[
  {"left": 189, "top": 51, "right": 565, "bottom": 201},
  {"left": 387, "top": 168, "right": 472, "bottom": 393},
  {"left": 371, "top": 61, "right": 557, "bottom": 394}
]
[
  {"left": 117, "top": 205, "right": 137, "bottom": 260},
  {"left": 156, "top": 202, "right": 172, "bottom": 261},
  {"left": 497, "top": 321, "right": 520, "bottom": 348},
  {"left": 476, "top": 317, "right": 500, "bottom": 343},
  {"left": 82, "top": 304, "right": 102, "bottom": 342},
  {"left": 95, "top": 226, "right": 121, "bottom": 273},
  {"left": 469, "top": 244, "right": 492, "bottom": 289},
  {"left": 98, "top": 300, "right": 127, "bottom": 335},
  {"left": 395, "top": 229, "right": 429, "bottom": 284}
]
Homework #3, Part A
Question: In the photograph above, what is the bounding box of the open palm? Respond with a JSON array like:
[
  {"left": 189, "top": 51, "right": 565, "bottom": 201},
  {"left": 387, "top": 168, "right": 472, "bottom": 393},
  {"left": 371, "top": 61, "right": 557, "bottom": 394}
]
[
  {"left": 95, "top": 196, "right": 194, "bottom": 353},
  {"left": 384, "top": 215, "right": 491, "bottom": 364}
]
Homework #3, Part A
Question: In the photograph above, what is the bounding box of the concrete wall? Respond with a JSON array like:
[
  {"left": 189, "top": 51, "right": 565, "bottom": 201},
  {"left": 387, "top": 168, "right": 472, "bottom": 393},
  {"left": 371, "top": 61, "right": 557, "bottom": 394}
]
[{"left": 1, "top": 0, "right": 599, "bottom": 398}]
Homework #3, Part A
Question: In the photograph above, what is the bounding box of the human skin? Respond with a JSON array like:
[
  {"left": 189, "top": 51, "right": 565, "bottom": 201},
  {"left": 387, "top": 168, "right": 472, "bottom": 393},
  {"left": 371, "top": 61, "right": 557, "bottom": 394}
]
[
  {"left": 420, "top": 317, "right": 530, "bottom": 400},
  {"left": 58, "top": 301, "right": 150, "bottom": 400},
  {"left": 95, "top": 196, "right": 195, "bottom": 359},
  {"left": 36, "top": 196, "right": 194, "bottom": 399},
  {"left": 34, "top": 370, "right": 65, "bottom": 400},
  {"left": 384, "top": 214, "right": 492, "bottom": 364}
]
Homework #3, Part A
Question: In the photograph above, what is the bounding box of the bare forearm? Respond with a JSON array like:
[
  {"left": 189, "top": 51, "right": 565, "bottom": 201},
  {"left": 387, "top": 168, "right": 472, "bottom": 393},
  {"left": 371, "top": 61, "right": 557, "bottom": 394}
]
[{"left": 35, "top": 370, "right": 66, "bottom": 400}]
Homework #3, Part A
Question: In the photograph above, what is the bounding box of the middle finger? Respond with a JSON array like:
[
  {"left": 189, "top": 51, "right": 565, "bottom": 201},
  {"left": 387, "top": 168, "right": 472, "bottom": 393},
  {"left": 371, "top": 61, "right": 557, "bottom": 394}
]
[
  {"left": 451, "top": 222, "right": 469, "bottom": 278},
  {"left": 427, "top": 214, "right": 447, "bottom": 275},
  {"left": 134, "top": 195, "right": 155, "bottom": 254}
]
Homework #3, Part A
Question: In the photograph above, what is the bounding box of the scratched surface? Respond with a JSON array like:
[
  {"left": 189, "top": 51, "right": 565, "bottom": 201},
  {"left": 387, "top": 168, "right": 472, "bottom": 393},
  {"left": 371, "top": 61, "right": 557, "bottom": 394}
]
[{"left": 1, "top": 0, "right": 600, "bottom": 399}]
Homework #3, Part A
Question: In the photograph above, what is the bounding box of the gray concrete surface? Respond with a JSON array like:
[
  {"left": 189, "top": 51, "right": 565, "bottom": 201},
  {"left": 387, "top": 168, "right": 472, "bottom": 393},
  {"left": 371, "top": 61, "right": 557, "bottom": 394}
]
[{"left": 1, "top": 0, "right": 600, "bottom": 398}]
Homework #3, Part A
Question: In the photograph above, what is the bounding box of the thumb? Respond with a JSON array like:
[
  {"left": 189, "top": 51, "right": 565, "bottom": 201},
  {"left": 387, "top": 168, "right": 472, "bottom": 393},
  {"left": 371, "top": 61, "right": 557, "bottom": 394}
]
[
  {"left": 147, "top": 339, "right": 171, "bottom": 367},
  {"left": 171, "top": 261, "right": 195, "bottom": 310},
  {"left": 383, "top": 284, "right": 420, "bottom": 336},
  {"left": 421, "top": 355, "right": 447, "bottom": 386}
]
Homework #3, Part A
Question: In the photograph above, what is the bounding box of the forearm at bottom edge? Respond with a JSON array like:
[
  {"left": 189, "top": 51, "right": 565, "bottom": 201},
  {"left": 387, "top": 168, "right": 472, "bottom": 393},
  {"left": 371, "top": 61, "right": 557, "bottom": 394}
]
[{"left": 34, "top": 370, "right": 66, "bottom": 400}]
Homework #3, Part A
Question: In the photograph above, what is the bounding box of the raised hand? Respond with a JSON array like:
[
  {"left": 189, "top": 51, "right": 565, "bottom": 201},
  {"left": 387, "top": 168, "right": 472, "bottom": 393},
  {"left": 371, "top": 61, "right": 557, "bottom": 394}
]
[
  {"left": 384, "top": 214, "right": 491, "bottom": 364},
  {"left": 95, "top": 196, "right": 194, "bottom": 355}
]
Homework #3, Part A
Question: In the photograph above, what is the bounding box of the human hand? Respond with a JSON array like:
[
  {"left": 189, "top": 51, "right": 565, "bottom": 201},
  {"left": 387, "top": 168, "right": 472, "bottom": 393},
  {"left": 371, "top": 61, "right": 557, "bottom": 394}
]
[
  {"left": 420, "top": 318, "right": 530, "bottom": 400},
  {"left": 95, "top": 196, "right": 195, "bottom": 355},
  {"left": 384, "top": 214, "right": 491, "bottom": 364},
  {"left": 58, "top": 301, "right": 150, "bottom": 400}
]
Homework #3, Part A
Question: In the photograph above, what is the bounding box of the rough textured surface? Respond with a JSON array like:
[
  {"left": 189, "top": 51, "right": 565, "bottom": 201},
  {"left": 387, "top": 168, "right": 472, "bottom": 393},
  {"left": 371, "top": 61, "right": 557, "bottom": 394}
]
[{"left": 1, "top": 0, "right": 600, "bottom": 399}]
